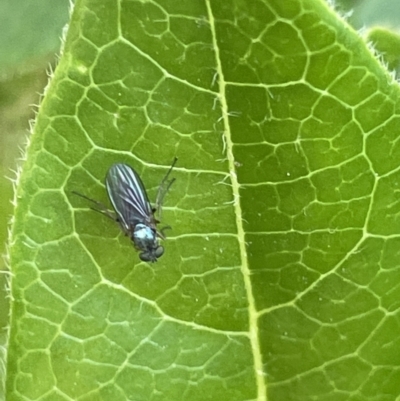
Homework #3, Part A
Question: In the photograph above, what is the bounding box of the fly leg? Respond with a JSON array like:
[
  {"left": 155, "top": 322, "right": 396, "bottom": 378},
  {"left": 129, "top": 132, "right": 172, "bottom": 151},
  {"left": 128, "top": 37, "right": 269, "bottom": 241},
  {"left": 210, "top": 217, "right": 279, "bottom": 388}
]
[
  {"left": 155, "top": 157, "right": 177, "bottom": 219},
  {"left": 73, "top": 191, "right": 133, "bottom": 239},
  {"left": 157, "top": 225, "right": 172, "bottom": 240},
  {"left": 72, "top": 191, "right": 117, "bottom": 222}
]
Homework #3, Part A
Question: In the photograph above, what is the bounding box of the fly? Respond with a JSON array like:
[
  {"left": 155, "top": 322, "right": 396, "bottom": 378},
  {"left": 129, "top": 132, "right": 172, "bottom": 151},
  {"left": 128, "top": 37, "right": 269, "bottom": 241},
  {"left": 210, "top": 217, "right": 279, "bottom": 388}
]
[{"left": 73, "top": 158, "right": 177, "bottom": 262}]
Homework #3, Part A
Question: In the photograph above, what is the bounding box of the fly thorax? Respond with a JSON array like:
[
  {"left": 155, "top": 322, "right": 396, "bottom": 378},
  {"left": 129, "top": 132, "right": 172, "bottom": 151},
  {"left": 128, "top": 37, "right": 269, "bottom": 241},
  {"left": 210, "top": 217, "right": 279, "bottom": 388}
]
[{"left": 133, "top": 223, "right": 157, "bottom": 249}]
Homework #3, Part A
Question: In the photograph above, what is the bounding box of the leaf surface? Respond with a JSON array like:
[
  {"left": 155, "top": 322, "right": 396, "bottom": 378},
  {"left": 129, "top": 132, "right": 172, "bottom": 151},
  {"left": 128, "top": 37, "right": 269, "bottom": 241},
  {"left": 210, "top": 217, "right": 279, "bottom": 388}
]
[{"left": 6, "top": 0, "right": 400, "bottom": 400}]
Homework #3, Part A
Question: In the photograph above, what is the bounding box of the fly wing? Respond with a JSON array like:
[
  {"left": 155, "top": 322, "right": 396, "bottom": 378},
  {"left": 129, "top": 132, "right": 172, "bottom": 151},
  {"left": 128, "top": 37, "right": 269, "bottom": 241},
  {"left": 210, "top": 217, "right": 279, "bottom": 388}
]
[{"left": 105, "top": 163, "right": 153, "bottom": 230}]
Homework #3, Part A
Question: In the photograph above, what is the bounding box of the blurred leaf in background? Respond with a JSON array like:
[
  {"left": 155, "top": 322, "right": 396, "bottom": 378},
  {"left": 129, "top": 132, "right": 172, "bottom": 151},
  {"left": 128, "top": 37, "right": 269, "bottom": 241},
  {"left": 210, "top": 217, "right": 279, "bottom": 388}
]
[
  {"left": 348, "top": 0, "right": 400, "bottom": 76},
  {"left": 351, "top": 0, "right": 400, "bottom": 28},
  {"left": 0, "top": 0, "right": 70, "bottom": 388},
  {"left": 0, "top": 0, "right": 69, "bottom": 71}
]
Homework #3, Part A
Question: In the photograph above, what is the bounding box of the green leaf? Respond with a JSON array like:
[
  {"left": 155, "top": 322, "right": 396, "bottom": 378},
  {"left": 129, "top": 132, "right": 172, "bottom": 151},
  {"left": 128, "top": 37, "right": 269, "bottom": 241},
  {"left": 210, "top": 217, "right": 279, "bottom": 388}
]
[
  {"left": 5, "top": 0, "right": 400, "bottom": 400},
  {"left": 368, "top": 27, "right": 400, "bottom": 75},
  {"left": 0, "top": 64, "right": 56, "bottom": 401}
]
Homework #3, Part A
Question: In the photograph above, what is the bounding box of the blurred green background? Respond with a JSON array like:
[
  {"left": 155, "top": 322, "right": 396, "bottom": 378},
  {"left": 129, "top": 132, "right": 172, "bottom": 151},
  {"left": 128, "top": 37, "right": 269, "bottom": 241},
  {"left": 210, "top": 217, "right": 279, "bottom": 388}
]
[
  {"left": 0, "top": 0, "right": 70, "bottom": 352},
  {"left": 0, "top": 0, "right": 399, "bottom": 370}
]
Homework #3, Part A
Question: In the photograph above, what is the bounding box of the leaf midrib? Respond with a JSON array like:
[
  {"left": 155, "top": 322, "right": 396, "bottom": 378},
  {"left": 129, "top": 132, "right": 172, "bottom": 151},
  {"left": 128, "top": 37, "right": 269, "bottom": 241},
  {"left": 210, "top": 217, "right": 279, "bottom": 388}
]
[{"left": 206, "top": 1, "right": 267, "bottom": 399}]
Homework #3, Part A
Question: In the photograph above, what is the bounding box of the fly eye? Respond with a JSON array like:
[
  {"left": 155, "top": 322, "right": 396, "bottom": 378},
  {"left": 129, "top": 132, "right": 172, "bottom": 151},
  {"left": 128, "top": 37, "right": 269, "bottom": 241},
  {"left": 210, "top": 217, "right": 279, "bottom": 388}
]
[{"left": 155, "top": 246, "right": 164, "bottom": 258}]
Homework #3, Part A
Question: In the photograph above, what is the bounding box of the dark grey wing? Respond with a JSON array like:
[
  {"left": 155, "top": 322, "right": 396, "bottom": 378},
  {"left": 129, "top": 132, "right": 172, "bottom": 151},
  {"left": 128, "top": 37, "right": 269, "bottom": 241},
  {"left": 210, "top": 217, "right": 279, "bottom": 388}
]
[{"left": 105, "top": 163, "right": 153, "bottom": 230}]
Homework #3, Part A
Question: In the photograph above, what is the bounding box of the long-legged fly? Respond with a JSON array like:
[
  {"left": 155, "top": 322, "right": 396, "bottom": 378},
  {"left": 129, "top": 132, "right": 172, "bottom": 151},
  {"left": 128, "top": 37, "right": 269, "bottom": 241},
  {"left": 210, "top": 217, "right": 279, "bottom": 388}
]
[{"left": 73, "top": 158, "right": 177, "bottom": 262}]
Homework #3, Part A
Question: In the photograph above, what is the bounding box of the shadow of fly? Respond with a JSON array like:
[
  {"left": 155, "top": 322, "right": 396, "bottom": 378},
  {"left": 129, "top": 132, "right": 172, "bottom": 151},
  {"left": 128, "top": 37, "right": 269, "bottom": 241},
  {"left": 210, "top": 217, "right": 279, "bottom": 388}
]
[{"left": 73, "top": 158, "right": 177, "bottom": 263}]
